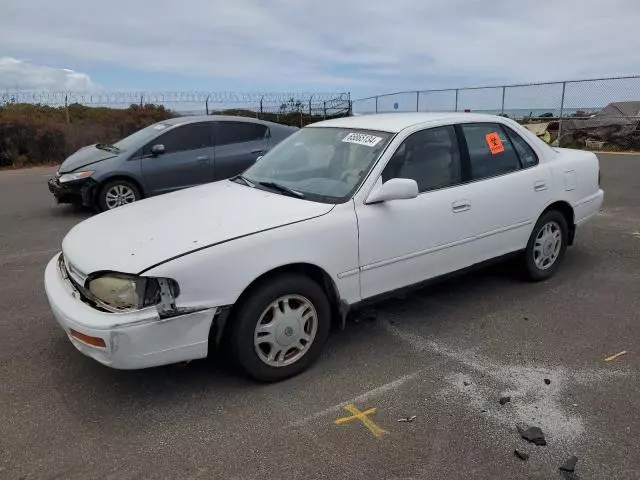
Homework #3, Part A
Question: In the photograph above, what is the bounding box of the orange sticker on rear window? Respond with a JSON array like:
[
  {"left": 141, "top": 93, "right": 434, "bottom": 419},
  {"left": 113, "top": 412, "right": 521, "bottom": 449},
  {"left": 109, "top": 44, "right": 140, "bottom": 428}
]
[{"left": 485, "top": 132, "right": 505, "bottom": 154}]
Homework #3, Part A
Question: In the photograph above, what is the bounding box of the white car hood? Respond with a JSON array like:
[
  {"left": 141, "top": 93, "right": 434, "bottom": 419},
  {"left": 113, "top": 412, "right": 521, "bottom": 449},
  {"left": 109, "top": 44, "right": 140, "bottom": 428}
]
[{"left": 62, "top": 180, "right": 333, "bottom": 275}]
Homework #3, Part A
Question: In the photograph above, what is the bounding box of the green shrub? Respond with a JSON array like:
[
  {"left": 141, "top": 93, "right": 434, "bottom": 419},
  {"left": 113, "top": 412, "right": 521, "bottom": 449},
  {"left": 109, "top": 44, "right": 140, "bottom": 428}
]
[{"left": 0, "top": 103, "right": 172, "bottom": 167}]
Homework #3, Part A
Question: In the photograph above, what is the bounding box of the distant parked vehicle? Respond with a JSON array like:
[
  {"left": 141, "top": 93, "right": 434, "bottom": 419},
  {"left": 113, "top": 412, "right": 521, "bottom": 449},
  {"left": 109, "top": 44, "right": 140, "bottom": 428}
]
[{"left": 47, "top": 116, "right": 297, "bottom": 211}]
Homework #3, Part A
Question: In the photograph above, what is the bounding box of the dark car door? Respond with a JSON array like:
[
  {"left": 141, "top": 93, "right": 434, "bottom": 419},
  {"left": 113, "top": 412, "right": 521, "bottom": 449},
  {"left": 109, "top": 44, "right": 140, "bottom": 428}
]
[
  {"left": 140, "top": 122, "right": 215, "bottom": 195},
  {"left": 213, "top": 121, "right": 269, "bottom": 179}
]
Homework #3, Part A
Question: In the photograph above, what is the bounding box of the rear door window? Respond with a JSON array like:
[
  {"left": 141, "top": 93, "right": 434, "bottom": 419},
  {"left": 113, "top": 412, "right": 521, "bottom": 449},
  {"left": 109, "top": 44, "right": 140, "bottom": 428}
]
[
  {"left": 216, "top": 122, "right": 268, "bottom": 146},
  {"left": 143, "top": 123, "right": 212, "bottom": 155},
  {"left": 503, "top": 126, "right": 539, "bottom": 168},
  {"left": 461, "top": 123, "right": 521, "bottom": 180}
]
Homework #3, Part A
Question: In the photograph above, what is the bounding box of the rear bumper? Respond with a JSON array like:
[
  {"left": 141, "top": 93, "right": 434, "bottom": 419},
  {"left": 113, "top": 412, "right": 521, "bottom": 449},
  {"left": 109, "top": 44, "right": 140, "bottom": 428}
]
[
  {"left": 44, "top": 253, "right": 217, "bottom": 369},
  {"left": 48, "top": 177, "right": 97, "bottom": 207},
  {"left": 574, "top": 189, "right": 604, "bottom": 226}
]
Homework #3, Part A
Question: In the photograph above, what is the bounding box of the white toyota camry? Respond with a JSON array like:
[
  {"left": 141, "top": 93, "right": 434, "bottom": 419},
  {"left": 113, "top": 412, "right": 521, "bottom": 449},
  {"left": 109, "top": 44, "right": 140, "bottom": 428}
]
[{"left": 44, "top": 113, "right": 604, "bottom": 381}]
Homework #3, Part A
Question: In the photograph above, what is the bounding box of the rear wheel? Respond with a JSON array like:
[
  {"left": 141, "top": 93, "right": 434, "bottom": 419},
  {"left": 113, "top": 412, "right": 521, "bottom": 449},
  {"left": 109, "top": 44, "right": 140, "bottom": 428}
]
[
  {"left": 229, "top": 274, "right": 331, "bottom": 382},
  {"left": 523, "top": 210, "right": 569, "bottom": 281},
  {"left": 97, "top": 179, "right": 141, "bottom": 211}
]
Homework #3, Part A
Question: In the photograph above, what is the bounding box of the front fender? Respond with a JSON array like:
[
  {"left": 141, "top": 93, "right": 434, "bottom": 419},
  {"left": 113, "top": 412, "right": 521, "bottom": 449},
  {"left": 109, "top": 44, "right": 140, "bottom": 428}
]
[{"left": 142, "top": 202, "right": 361, "bottom": 310}]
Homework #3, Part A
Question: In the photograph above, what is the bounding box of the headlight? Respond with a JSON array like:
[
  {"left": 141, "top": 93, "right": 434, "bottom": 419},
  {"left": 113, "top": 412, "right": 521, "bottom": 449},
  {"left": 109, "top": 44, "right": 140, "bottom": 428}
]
[
  {"left": 87, "top": 273, "right": 178, "bottom": 312},
  {"left": 58, "top": 171, "right": 95, "bottom": 183}
]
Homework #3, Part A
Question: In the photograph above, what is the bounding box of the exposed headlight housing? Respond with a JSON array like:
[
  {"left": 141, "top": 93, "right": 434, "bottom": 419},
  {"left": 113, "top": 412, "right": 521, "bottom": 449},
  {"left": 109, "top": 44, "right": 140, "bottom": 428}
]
[
  {"left": 87, "top": 273, "right": 179, "bottom": 313},
  {"left": 59, "top": 171, "right": 95, "bottom": 183}
]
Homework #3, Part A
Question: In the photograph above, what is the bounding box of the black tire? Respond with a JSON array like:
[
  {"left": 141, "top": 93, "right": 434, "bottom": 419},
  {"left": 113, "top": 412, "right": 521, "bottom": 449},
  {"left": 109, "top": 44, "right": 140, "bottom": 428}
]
[
  {"left": 97, "top": 179, "right": 141, "bottom": 212},
  {"left": 523, "top": 210, "right": 569, "bottom": 281},
  {"left": 229, "top": 274, "right": 331, "bottom": 382}
]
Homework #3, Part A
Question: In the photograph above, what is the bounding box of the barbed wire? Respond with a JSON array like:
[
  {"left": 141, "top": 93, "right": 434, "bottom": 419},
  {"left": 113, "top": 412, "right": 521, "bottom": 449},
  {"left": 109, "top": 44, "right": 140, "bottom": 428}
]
[{"left": 0, "top": 90, "right": 349, "bottom": 107}]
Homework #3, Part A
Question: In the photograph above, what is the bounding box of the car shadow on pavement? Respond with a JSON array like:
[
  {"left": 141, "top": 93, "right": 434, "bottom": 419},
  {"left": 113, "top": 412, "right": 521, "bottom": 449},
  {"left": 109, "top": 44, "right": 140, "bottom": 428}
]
[
  {"left": 348, "top": 258, "right": 524, "bottom": 322},
  {"left": 348, "top": 246, "right": 600, "bottom": 332},
  {"left": 47, "top": 204, "right": 94, "bottom": 218}
]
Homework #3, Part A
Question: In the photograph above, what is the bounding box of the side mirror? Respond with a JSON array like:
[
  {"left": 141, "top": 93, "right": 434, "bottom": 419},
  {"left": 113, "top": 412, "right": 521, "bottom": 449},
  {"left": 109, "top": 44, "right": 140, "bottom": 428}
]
[
  {"left": 151, "top": 144, "right": 165, "bottom": 156},
  {"left": 365, "top": 178, "right": 419, "bottom": 204}
]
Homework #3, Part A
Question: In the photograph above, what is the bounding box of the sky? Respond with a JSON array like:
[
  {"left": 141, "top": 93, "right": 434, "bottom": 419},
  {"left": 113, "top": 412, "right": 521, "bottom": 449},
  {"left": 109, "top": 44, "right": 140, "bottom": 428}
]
[{"left": 1, "top": 0, "right": 640, "bottom": 102}]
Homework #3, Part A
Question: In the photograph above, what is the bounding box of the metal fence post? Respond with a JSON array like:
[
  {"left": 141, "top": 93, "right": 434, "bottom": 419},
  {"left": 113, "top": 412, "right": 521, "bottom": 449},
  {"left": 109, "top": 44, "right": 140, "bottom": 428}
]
[
  {"left": 323, "top": 101, "right": 327, "bottom": 119},
  {"left": 64, "top": 94, "right": 70, "bottom": 124},
  {"left": 416, "top": 91, "right": 420, "bottom": 112},
  {"left": 454, "top": 89, "right": 459, "bottom": 112},
  {"left": 558, "top": 81, "right": 567, "bottom": 145},
  {"left": 501, "top": 86, "right": 506, "bottom": 115},
  {"left": 375, "top": 96, "right": 378, "bottom": 114}
]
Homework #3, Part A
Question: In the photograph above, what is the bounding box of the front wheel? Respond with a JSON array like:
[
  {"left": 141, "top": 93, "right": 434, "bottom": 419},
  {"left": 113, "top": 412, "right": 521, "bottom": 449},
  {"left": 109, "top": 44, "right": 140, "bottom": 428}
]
[
  {"left": 97, "top": 179, "right": 141, "bottom": 211},
  {"left": 229, "top": 274, "right": 331, "bottom": 382},
  {"left": 523, "top": 210, "right": 569, "bottom": 281}
]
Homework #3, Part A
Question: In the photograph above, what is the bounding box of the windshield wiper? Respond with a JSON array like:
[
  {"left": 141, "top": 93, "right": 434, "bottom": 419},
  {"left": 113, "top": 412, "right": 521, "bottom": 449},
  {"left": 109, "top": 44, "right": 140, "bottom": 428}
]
[
  {"left": 96, "top": 143, "right": 120, "bottom": 153},
  {"left": 257, "top": 181, "right": 304, "bottom": 198},
  {"left": 230, "top": 174, "right": 255, "bottom": 187}
]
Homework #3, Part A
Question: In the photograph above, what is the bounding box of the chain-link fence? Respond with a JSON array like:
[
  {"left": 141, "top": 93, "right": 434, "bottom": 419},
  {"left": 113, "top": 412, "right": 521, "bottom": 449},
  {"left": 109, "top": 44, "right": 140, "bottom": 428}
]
[
  {"left": 206, "top": 93, "right": 351, "bottom": 127},
  {"left": 353, "top": 76, "right": 640, "bottom": 150}
]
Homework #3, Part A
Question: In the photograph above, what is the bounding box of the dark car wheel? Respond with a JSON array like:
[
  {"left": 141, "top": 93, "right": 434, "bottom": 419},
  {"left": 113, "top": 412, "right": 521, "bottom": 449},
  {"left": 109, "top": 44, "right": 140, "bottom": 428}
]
[
  {"left": 523, "top": 210, "right": 569, "bottom": 281},
  {"left": 97, "top": 180, "right": 141, "bottom": 211},
  {"left": 229, "top": 274, "right": 331, "bottom": 382}
]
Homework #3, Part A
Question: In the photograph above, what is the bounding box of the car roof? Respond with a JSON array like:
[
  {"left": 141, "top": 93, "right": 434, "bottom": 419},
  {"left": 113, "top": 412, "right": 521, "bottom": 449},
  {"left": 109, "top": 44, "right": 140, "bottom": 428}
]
[
  {"left": 161, "top": 115, "right": 292, "bottom": 128},
  {"left": 310, "top": 112, "right": 508, "bottom": 133}
]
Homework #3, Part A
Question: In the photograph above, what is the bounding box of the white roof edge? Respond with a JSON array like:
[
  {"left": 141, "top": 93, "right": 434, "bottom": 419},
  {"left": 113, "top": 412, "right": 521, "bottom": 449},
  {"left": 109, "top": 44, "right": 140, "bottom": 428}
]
[{"left": 309, "top": 112, "right": 513, "bottom": 133}]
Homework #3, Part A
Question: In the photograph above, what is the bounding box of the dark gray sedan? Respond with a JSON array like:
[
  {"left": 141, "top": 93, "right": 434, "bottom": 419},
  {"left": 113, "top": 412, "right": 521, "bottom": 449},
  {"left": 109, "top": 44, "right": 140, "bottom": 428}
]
[{"left": 48, "top": 116, "right": 297, "bottom": 211}]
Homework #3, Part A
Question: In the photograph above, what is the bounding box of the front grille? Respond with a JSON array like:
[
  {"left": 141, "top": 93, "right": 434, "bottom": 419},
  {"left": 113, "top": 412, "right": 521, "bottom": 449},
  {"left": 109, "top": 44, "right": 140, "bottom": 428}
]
[
  {"left": 65, "top": 257, "right": 87, "bottom": 286},
  {"left": 58, "top": 254, "right": 110, "bottom": 313}
]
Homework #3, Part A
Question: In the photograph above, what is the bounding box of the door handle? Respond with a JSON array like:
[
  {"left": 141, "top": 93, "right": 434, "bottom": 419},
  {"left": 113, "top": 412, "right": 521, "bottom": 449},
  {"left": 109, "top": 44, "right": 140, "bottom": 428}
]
[
  {"left": 451, "top": 200, "right": 471, "bottom": 213},
  {"left": 534, "top": 180, "right": 547, "bottom": 192},
  {"left": 196, "top": 156, "right": 208, "bottom": 162}
]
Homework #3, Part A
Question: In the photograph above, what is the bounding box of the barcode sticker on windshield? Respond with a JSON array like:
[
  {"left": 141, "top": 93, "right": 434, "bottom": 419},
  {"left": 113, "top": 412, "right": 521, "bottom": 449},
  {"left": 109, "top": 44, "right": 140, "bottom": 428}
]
[{"left": 342, "top": 132, "right": 383, "bottom": 147}]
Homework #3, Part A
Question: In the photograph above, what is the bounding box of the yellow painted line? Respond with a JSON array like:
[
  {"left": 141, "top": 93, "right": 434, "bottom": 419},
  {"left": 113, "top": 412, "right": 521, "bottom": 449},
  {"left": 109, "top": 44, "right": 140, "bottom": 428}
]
[
  {"left": 334, "top": 403, "right": 388, "bottom": 438},
  {"left": 334, "top": 407, "right": 376, "bottom": 424},
  {"left": 604, "top": 350, "right": 628, "bottom": 362}
]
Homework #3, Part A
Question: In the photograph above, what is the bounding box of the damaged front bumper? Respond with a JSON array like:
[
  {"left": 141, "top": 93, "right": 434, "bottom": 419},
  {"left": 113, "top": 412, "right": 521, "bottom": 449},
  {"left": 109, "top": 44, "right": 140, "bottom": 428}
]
[
  {"left": 47, "top": 176, "right": 97, "bottom": 207},
  {"left": 44, "top": 253, "right": 219, "bottom": 369}
]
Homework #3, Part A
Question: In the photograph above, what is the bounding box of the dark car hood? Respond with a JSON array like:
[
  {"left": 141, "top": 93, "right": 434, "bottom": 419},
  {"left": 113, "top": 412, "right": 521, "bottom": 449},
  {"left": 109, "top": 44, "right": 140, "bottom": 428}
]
[{"left": 58, "top": 144, "right": 120, "bottom": 173}]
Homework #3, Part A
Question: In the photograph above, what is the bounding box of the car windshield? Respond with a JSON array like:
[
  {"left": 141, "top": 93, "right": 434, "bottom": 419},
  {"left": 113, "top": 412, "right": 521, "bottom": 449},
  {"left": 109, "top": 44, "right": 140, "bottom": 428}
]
[
  {"left": 113, "top": 122, "right": 172, "bottom": 152},
  {"left": 242, "top": 127, "right": 393, "bottom": 203}
]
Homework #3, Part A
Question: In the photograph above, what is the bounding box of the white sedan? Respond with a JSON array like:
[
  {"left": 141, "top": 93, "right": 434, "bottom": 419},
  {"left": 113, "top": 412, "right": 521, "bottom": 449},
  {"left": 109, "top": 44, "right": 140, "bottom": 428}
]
[{"left": 44, "top": 113, "right": 604, "bottom": 381}]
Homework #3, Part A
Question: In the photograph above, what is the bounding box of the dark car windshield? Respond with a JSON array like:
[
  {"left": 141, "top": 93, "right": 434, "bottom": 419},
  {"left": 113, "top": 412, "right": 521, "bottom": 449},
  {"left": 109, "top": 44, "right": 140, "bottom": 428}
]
[
  {"left": 242, "top": 127, "right": 393, "bottom": 203},
  {"left": 113, "top": 123, "right": 172, "bottom": 152}
]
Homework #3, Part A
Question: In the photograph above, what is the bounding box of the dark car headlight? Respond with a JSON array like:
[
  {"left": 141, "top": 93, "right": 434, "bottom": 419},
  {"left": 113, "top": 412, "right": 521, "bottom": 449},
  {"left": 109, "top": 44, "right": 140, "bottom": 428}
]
[{"left": 87, "top": 273, "right": 179, "bottom": 312}]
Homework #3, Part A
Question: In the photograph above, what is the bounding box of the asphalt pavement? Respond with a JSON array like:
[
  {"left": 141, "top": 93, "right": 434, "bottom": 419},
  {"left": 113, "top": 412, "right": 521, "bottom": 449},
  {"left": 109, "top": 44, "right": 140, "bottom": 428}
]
[{"left": 1, "top": 155, "right": 638, "bottom": 479}]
